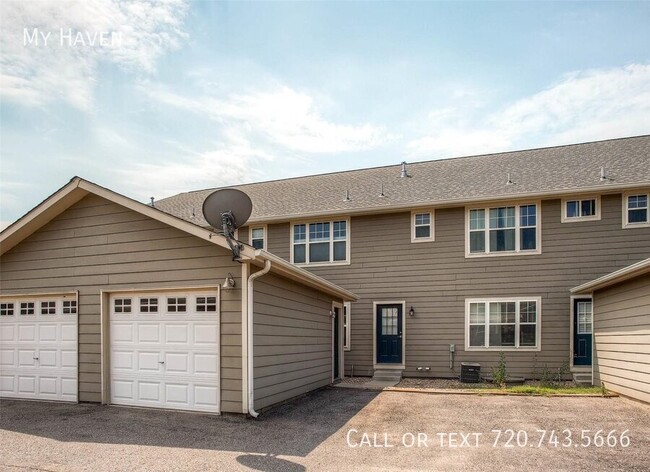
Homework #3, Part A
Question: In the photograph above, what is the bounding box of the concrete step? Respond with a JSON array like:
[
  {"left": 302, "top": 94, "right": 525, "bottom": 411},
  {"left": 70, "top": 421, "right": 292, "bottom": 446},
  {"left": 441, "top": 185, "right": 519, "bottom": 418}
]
[
  {"left": 372, "top": 369, "right": 403, "bottom": 382},
  {"left": 573, "top": 372, "right": 593, "bottom": 386}
]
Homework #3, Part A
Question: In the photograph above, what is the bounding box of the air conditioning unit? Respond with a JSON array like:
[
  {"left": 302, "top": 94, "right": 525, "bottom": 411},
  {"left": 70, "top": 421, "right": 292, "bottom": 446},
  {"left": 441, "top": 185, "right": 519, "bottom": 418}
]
[{"left": 460, "top": 362, "right": 481, "bottom": 383}]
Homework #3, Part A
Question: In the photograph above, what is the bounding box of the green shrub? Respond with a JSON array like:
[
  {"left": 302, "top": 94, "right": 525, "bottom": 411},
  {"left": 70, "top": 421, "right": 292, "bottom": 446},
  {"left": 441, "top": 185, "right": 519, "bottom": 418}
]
[{"left": 492, "top": 352, "right": 508, "bottom": 388}]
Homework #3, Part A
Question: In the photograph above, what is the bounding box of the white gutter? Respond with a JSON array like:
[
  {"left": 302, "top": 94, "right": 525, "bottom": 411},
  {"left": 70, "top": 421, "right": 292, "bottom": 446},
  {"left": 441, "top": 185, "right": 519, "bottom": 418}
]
[{"left": 246, "top": 259, "right": 272, "bottom": 417}]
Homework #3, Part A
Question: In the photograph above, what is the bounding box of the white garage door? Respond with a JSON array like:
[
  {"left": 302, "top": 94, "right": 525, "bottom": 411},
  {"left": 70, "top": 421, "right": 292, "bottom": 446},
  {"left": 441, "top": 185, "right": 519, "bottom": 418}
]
[
  {"left": 0, "top": 294, "right": 78, "bottom": 402},
  {"left": 109, "top": 290, "right": 220, "bottom": 413}
]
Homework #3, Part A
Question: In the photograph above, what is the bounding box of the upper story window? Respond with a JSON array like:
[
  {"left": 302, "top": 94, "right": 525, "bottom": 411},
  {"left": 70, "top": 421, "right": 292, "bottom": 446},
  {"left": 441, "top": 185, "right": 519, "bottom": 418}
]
[
  {"left": 623, "top": 192, "right": 649, "bottom": 228},
  {"left": 411, "top": 210, "right": 434, "bottom": 242},
  {"left": 249, "top": 226, "right": 266, "bottom": 250},
  {"left": 466, "top": 203, "right": 540, "bottom": 256},
  {"left": 291, "top": 219, "right": 349, "bottom": 265},
  {"left": 561, "top": 196, "right": 600, "bottom": 222},
  {"left": 466, "top": 298, "right": 541, "bottom": 350}
]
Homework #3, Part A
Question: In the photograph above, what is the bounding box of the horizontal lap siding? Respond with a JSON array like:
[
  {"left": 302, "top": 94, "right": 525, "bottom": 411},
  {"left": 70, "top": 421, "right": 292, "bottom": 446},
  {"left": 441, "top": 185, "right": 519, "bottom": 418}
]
[
  {"left": 253, "top": 273, "right": 332, "bottom": 410},
  {"left": 593, "top": 273, "right": 650, "bottom": 403},
  {"left": 0, "top": 195, "right": 243, "bottom": 412},
  {"left": 264, "top": 193, "right": 650, "bottom": 378}
]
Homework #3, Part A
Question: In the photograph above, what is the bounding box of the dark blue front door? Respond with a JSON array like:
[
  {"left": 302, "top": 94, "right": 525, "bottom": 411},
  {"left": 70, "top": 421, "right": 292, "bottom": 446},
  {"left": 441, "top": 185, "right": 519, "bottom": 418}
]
[
  {"left": 376, "top": 304, "right": 402, "bottom": 364},
  {"left": 573, "top": 299, "right": 593, "bottom": 366}
]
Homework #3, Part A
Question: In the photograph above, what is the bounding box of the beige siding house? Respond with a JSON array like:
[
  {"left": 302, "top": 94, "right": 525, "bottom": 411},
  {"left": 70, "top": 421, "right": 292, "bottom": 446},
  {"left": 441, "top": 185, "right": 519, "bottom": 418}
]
[
  {"left": 157, "top": 135, "right": 650, "bottom": 390},
  {"left": 572, "top": 259, "right": 650, "bottom": 403},
  {"left": 0, "top": 178, "right": 356, "bottom": 415}
]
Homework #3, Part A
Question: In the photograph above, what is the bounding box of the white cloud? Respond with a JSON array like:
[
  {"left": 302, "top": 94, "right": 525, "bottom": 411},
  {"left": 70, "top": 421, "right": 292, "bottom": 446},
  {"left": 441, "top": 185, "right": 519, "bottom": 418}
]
[
  {"left": 142, "top": 83, "right": 393, "bottom": 154},
  {"left": 408, "top": 64, "right": 650, "bottom": 157},
  {"left": 0, "top": 0, "right": 188, "bottom": 110}
]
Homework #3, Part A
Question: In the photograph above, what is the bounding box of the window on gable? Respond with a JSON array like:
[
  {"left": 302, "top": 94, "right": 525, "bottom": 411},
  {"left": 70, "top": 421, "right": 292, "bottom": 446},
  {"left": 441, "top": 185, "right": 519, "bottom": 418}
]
[
  {"left": 250, "top": 227, "right": 266, "bottom": 250},
  {"left": 292, "top": 219, "right": 349, "bottom": 265},
  {"left": 412, "top": 211, "right": 434, "bottom": 242},
  {"left": 467, "top": 203, "right": 539, "bottom": 256},
  {"left": 467, "top": 298, "right": 540, "bottom": 350},
  {"left": 624, "top": 193, "right": 649, "bottom": 227},
  {"left": 562, "top": 197, "right": 600, "bottom": 222},
  {"left": 343, "top": 302, "right": 351, "bottom": 350}
]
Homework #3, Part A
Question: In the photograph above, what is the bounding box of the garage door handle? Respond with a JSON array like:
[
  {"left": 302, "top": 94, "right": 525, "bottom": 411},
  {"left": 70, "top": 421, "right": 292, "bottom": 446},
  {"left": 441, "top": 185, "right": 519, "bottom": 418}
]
[
  {"left": 33, "top": 357, "right": 39, "bottom": 360},
  {"left": 159, "top": 361, "right": 165, "bottom": 364}
]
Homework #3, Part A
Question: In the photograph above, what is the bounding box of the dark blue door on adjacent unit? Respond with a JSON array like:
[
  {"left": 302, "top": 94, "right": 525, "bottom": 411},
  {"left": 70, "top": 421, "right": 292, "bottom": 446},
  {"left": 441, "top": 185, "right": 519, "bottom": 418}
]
[
  {"left": 376, "top": 304, "right": 402, "bottom": 364},
  {"left": 573, "top": 298, "right": 593, "bottom": 366}
]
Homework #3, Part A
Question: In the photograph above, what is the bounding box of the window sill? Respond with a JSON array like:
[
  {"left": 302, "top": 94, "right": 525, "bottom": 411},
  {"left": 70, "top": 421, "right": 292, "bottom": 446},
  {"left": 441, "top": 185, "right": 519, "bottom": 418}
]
[
  {"left": 465, "top": 346, "right": 541, "bottom": 352},
  {"left": 293, "top": 261, "right": 351, "bottom": 267},
  {"left": 465, "top": 249, "right": 542, "bottom": 258},
  {"left": 622, "top": 222, "right": 650, "bottom": 229},
  {"left": 561, "top": 216, "right": 601, "bottom": 223},
  {"left": 411, "top": 237, "right": 435, "bottom": 243}
]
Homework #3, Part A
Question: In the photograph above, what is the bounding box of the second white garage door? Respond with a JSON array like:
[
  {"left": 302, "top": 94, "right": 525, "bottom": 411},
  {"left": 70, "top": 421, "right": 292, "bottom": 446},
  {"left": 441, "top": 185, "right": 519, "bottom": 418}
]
[{"left": 109, "top": 290, "right": 220, "bottom": 413}]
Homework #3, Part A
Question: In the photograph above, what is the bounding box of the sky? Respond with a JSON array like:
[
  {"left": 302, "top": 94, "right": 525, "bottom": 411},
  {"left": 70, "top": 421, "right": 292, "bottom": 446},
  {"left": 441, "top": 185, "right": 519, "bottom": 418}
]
[{"left": 1, "top": 1, "right": 650, "bottom": 229}]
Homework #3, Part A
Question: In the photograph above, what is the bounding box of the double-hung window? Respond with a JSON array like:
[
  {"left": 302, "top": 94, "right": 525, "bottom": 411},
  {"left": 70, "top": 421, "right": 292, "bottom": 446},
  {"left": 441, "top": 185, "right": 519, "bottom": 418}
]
[
  {"left": 411, "top": 210, "right": 434, "bottom": 242},
  {"left": 467, "top": 203, "right": 540, "bottom": 256},
  {"left": 292, "top": 219, "right": 349, "bottom": 265},
  {"left": 249, "top": 226, "right": 266, "bottom": 250},
  {"left": 466, "top": 298, "right": 541, "bottom": 350},
  {"left": 562, "top": 197, "right": 600, "bottom": 222},
  {"left": 623, "top": 192, "right": 649, "bottom": 228}
]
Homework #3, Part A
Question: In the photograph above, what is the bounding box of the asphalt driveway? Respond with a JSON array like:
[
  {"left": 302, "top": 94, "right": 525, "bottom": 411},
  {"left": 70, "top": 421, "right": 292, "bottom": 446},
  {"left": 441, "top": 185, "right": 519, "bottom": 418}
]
[{"left": 1, "top": 388, "right": 648, "bottom": 471}]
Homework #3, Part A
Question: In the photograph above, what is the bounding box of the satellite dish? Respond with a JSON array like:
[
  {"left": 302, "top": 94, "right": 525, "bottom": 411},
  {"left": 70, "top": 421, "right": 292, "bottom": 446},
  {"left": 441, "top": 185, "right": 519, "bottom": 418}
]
[{"left": 202, "top": 188, "right": 253, "bottom": 261}]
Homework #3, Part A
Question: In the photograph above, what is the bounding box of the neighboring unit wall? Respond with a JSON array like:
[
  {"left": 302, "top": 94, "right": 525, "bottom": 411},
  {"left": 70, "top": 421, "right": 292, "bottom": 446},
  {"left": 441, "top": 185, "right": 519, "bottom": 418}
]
[
  {"left": 593, "top": 273, "right": 650, "bottom": 403},
  {"left": 0, "top": 195, "right": 243, "bottom": 412},
  {"left": 261, "top": 193, "right": 650, "bottom": 378},
  {"left": 253, "top": 272, "right": 333, "bottom": 410}
]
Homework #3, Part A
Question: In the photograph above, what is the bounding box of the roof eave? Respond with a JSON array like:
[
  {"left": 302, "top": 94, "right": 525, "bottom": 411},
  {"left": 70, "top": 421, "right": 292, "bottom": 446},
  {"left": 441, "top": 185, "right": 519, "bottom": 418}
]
[{"left": 571, "top": 257, "right": 650, "bottom": 294}]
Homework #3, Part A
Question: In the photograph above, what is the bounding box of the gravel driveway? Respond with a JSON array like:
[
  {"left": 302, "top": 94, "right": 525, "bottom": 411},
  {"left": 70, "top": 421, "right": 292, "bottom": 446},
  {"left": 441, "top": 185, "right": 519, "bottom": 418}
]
[{"left": 1, "top": 388, "right": 648, "bottom": 471}]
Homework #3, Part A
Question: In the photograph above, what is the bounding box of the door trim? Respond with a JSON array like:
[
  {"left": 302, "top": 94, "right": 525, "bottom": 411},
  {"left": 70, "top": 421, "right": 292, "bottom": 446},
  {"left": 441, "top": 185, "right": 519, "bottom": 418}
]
[
  {"left": 372, "top": 301, "right": 406, "bottom": 370},
  {"left": 332, "top": 301, "right": 344, "bottom": 381},
  {"left": 569, "top": 295, "right": 593, "bottom": 372}
]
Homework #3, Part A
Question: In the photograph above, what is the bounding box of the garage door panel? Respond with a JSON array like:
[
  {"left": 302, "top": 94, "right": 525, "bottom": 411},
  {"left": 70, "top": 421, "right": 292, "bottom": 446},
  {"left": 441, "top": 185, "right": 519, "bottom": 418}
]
[
  {"left": 110, "top": 290, "right": 219, "bottom": 413},
  {"left": 18, "top": 325, "right": 36, "bottom": 342},
  {"left": 165, "top": 352, "right": 189, "bottom": 373},
  {"left": 60, "top": 323, "right": 77, "bottom": 342},
  {"left": 138, "top": 351, "right": 163, "bottom": 372},
  {"left": 39, "top": 349, "right": 58, "bottom": 367},
  {"left": 39, "top": 324, "right": 57, "bottom": 342},
  {"left": 0, "top": 295, "right": 78, "bottom": 402},
  {"left": 138, "top": 324, "right": 160, "bottom": 343},
  {"left": 0, "top": 349, "right": 14, "bottom": 366},
  {"left": 111, "top": 322, "right": 134, "bottom": 342},
  {"left": 138, "top": 381, "right": 162, "bottom": 402},
  {"left": 194, "top": 324, "right": 218, "bottom": 345},
  {"left": 165, "top": 324, "right": 189, "bottom": 343}
]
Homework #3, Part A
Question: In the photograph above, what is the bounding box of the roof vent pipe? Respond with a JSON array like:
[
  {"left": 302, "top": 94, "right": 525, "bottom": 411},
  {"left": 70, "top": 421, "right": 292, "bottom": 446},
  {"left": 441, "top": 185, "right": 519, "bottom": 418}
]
[
  {"left": 344, "top": 189, "right": 351, "bottom": 201},
  {"left": 400, "top": 161, "right": 409, "bottom": 178},
  {"left": 150, "top": 197, "right": 155, "bottom": 207},
  {"left": 600, "top": 166, "right": 608, "bottom": 181},
  {"left": 506, "top": 173, "right": 515, "bottom": 185},
  {"left": 379, "top": 183, "right": 386, "bottom": 197}
]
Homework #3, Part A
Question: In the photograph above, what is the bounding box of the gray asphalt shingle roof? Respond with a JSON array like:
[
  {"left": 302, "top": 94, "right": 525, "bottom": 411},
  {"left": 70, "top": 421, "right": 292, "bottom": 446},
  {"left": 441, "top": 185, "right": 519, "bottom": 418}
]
[{"left": 155, "top": 135, "right": 650, "bottom": 226}]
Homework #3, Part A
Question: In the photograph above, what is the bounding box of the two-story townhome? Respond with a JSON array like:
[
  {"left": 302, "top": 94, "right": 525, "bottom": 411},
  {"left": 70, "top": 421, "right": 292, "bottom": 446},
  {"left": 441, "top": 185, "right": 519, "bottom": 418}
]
[
  {"left": 1, "top": 135, "right": 649, "bottom": 412},
  {"left": 157, "top": 135, "right": 650, "bottom": 387}
]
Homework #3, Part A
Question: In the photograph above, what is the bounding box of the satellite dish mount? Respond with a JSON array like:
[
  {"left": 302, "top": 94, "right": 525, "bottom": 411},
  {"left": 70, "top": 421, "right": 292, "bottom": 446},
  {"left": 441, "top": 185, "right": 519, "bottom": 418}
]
[{"left": 202, "top": 189, "right": 253, "bottom": 262}]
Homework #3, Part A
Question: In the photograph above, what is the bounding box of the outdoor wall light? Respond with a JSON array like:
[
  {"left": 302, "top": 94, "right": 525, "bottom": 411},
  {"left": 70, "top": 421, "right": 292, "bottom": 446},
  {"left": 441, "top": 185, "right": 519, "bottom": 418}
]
[
  {"left": 409, "top": 306, "right": 415, "bottom": 317},
  {"left": 222, "top": 273, "right": 236, "bottom": 290}
]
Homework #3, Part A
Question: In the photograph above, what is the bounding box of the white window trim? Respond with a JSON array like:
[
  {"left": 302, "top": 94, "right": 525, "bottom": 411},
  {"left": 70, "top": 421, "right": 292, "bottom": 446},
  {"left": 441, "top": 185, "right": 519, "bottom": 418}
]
[
  {"left": 372, "top": 300, "right": 406, "bottom": 370},
  {"left": 622, "top": 191, "right": 650, "bottom": 228},
  {"left": 569, "top": 294, "right": 593, "bottom": 372},
  {"left": 290, "top": 217, "right": 351, "bottom": 266},
  {"left": 464, "top": 297, "right": 542, "bottom": 351},
  {"left": 411, "top": 209, "right": 435, "bottom": 243},
  {"left": 248, "top": 224, "right": 267, "bottom": 251},
  {"left": 343, "top": 302, "right": 351, "bottom": 351},
  {"left": 465, "top": 201, "right": 542, "bottom": 258},
  {"left": 561, "top": 196, "right": 601, "bottom": 223}
]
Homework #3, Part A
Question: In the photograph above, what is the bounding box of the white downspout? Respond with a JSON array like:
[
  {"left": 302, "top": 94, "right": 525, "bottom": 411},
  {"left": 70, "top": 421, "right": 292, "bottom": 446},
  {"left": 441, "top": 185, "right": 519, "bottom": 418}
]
[{"left": 247, "top": 259, "right": 271, "bottom": 417}]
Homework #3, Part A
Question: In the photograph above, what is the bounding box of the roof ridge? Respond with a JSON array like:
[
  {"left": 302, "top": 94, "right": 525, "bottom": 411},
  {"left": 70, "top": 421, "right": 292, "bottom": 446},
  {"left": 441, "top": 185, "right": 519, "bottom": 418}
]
[{"left": 161, "top": 134, "right": 650, "bottom": 200}]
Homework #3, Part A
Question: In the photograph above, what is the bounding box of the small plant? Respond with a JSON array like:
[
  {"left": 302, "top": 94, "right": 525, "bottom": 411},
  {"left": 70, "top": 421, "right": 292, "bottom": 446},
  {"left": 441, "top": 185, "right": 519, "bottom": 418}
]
[
  {"left": 554, "top": 361, "right": 570, "bottom": 386},
  {"left": 491, "top": 352, "right": 508, "bottom": 388},
  {"left": 601, "top": 382, "right": 608, "bottom": 396},
  {"left": 540, "top": 364, "right": 552, "bottom": 387}
]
